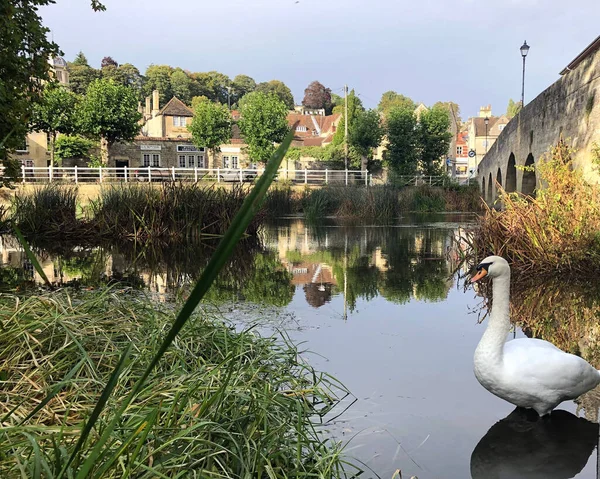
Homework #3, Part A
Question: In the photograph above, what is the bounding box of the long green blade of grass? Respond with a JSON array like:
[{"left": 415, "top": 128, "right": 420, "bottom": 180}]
[
  {"left": 73, "top": 128, "right": 295, "bottom": 478},
  {"left": 12, "top": 225, "right": 52, "bottom": 288}
]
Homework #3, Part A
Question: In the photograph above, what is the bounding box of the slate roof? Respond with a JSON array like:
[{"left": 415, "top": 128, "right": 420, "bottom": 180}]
[{"left": 159, "top": 97, "right": 194, "bottom": 117}]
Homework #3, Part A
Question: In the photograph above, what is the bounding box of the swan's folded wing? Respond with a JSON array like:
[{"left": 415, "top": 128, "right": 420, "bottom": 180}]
[{"left": 503, "top": 338, "right": 599, "bottom": 397}]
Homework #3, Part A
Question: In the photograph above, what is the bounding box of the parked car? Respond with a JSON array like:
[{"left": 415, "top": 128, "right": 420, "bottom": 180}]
[
  {"left": 220, "top": 168, "right": 258, "bottom": 182},
  {"left": 133, "top": 168, "right": 172, "bottom": 182}
]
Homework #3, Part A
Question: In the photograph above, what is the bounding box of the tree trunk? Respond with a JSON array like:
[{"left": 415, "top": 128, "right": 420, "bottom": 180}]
[
  {"left": 50, "top": 132, "right": 56, "bottom": 166},
  {"left": 100, "top": 137, "right": 109, "bottom": 165},
  {"left": 361, "top": 155, "right": 368, "bottom": 171}
]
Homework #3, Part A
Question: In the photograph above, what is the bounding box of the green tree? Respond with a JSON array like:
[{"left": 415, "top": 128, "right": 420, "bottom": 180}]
[
  {"left": 433, "top": 101, "right": 461, "bottom": 125},
  {"left": 170, "top": 68, "right": 193, "bottom": 104},
  {"left": 54, "top": 135, "right": 96, "bottom": 163},
  {"left": 68, "top": 52, "right": 101, "bottom": 95},
  {"left": 239, "top": 92, "right": 289, "bottom": 163},
  {"left": 191, "top": 71, "right": 231, "bottom": 104},
  {"left": 231, "top": 74, "right": 256, "bottom": 104},
  {"left": 255, "top": 80, "right": 294, "bottom": 110},
  {"left": 332, "top": 90, "right": 364, "bottom": 146},
  {"left": 331, "top": 93, "right": 344, "bottom": 111},
  {"left": 143, "top": 64, "right": 174, "bottom": 106},
  {"left": 78, "top": 79, "right": 142, "bottom": 164},
  {"left": 385, "top": 105, "right": 418, "bottom": 176},
  {"left": 302, "top": 80, "right": 332, "bottom": 112},
  {"left": 349, "top": 109, "right": 384, "bottom": 169},
  {"left": 378, "top": 91, "right": 416, "bottom": 117},
  {"left": 188, "top": 101, "right": 232, "bottom": 167},
  {"left": 101, "top": 62, "right": 144, "bottom": 99},
  {"left": 418, "top": 105, "right": 452, "bottom": 176},
  {"left": 191, "top": 95, "right": 210, "bottom": 111},
  {"left": 30, "top": 84, "right": 81, "bottom": 164},
  {"left": 506, "top": 98, "right": 522, "bottom": 119}
]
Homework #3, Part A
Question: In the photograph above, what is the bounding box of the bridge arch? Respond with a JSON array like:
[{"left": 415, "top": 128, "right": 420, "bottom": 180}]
[
  {"left": 496, "top": 168, "right": 502, "bottom": 195},
  {"left": 506, "top": 154, "right": 517, "bottom": 192},
  {"left": 522, "top": 153, "right": 536, "bottom": 197},
  {"left": 487, "top": 172, "right": 493, "bottom": 203}
]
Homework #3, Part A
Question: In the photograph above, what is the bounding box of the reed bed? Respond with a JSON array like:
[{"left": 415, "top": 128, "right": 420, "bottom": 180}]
[
  {"left": 468, "top": 140, "right": 600, "bottom": 277},
  {"left": 90, "top": 183, "right": 265, "bottom": 241},
  {"left": 11, "top": 184, "right": 79, "bottom": 236},
  {"left": 0, "top": 289, "right": 355, "bottom": 478}
]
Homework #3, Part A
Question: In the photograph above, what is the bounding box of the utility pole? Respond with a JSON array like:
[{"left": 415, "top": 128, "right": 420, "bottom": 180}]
[{"left": 344, "top": 85, "right": 349, "bottom": 170}]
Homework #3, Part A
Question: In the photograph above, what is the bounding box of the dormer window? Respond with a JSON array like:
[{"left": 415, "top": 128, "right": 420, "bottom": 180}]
[
  {"left": 173, "top": 116, "right": 187, "bottom": 127},
  {"left": 296, "top": 125, "right": 307, "bottom": 132}
]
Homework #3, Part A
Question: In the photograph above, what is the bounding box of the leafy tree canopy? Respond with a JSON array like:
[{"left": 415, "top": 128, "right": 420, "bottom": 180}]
[
  {"left": 255, "top": 80, "right": 294, "bottom": 110},
  {"left": 378, "top": 91, "right": 416, "bottom": 117},
  {"left": 239, "top": 92, "right": 289, "bottom": 163},
  {"left": 188, "top": 101, "right": 232, "bottom": 157},
  {"left": 506, "top": 98, "right": 522, "bottom": 119},
  {"left": 302, "top": 81, "right": 332, "bottom": 112}
]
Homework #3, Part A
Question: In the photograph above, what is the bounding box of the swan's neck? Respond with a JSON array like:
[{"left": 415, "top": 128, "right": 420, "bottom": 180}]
[{"left": 476, "top": 274, "right": 511, "bottom": 364}]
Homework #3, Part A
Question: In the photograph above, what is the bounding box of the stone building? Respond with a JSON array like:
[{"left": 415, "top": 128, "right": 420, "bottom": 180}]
[
  {"left": 109, "top": 90, "right": 250, "bottom": 169},
  {"left": 464, "top": 106, "right": 510, "bottom": 170}
]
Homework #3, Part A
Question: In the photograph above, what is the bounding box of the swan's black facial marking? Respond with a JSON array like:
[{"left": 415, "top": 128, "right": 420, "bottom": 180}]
[{"left": 477, "top": 262, "right": 493, "bottom": 272}]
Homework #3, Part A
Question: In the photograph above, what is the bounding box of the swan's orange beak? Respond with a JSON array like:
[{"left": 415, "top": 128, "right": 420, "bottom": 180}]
[{"left": 471, "top": 268, "right": 488, "bottom": 283}]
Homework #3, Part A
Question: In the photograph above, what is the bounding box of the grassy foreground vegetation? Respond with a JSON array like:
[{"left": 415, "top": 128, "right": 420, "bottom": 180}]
[
  {"left": 468, "top": 140, "right": 600, "bottom": 277},
  {"left": 0, "top": 290, "right": 354, "bottom": 478}
]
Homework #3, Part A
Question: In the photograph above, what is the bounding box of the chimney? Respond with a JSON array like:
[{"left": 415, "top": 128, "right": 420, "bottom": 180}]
[
  {"left": 152, "top": 90, "right": 160, "bottom": 117},
  {"left": 145, "top": 96, "right": 151, "bottom": 118}
]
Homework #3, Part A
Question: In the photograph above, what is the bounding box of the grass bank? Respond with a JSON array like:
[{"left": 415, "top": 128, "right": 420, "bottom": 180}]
[
  {"left": 467, "top": 140, "right": 600, "bottom": 277},
  {"left": 0, "top": 289, "right": 356, "bottom": 478},
  {"left": 264, "top": 183, "right": 481, "bottom": 221}
]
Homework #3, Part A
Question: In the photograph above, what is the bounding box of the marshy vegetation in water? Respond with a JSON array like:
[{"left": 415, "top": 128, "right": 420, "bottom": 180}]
[
  {"left": 467, "top": 140, "right": 600, "bottom": 278},
  {"left": 263, "top": 183, "right": 481, "bottom": 222}
]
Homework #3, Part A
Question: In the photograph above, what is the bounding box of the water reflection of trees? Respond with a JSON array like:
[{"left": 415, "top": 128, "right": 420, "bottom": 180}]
[{"left": 274, "top": 222, "right": 458, "bottom": 310}]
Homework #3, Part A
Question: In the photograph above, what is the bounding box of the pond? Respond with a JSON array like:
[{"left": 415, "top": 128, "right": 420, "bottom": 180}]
[{"left": 1, "top": 214, "right": 599, "bottom": 479}]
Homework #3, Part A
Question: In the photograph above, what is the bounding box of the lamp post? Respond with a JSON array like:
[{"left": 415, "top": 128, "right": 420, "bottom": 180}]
[
  {"left": 484, "top": 116, "right": 489, "bottom": 154},
  {"left": 520, "top": 40, "right": 530, "bottom": 107}
]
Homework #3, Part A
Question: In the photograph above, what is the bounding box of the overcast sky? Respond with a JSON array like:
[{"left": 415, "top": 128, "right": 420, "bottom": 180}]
[{"left": 42, "top": 0, "right": 599, "bottom": 119}]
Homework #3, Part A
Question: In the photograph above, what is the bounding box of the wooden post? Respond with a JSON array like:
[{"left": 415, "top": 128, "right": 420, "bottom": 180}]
[
  {"left": 49, "top": 165, "right": 53, "bottom": 183},
  {"left": 124, "top": 166, "right": 128, "bottom": 183},
  {"left": 305, "top": 168, "right": 308, "bottom": 185},
  {"left": 345, "top": 169, "right": 348, "bottom": 186},
  {"left": 99, "top": 166, "right": 103, "bottom": 183},
  {"left": 148, "top": 166, "right": 151, "bottom": 182},
  {"left": 74, "top": 165, "right": 78, "bottom": 184},
  {"left": 325, "top": 169, "right": 328, "bottom": 185},
  {"left": 194, "top": 167, "right": 198, "bottom": 183},
  {"left": 171, "top": 166, "right": 175, "bottom": 181},
  {"left": 21, "top": 165, "right": 25, "bottom": 184},
  {"left": 365, "top": 170, "right": 368, "bottom": 187}
]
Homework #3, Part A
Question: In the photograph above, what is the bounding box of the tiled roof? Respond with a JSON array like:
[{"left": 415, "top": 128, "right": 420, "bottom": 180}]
[
  {"left": 159, "top": 97, "right": 194, "bottom": 117},
  {"left": 302, "top": 137, "right": 325, "bottom": 147},
  {"left": 287, "top": 113, "right": 341, "bottom": 138}
]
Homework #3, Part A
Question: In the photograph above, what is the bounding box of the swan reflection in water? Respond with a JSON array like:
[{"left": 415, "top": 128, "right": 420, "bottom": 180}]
[{"left": 471, "top": 408, "right": 598, "bottom": 479}]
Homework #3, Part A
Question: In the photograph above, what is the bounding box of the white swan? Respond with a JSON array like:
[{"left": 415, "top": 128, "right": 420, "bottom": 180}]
[{"left": 471, "top": 255, "right": 600, "bottom": 416}]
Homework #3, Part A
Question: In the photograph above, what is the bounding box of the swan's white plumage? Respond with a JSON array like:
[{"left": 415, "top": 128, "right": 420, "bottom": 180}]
[{"left": 473, "top": 256, "right": 600, "bottom": 416}]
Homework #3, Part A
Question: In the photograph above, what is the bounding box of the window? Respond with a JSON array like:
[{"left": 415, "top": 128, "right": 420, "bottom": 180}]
[
  {"left": 456, "top": 146, "right": 463, "bottom": 156},
  {"left": 188, "top": 155, "right": 195, "bottom": 167},
  {"left": 231, "top": 156, "right": 238, "bottom": 169},
  {"left": 222, "top": 156, "right": 230, "bottom": 168},
  {"left": 173, "top": 116, "right": 187, "bottom": 127},
  {"left": 142, "top": 154, "right": 150, "bottom": 167},
  {"left": 482, "top": 140, "right": 489, "bottom": 148},
  {"left": 296, "top": 125, "right": 307, "bottom": 132},
  {"left": 498, "top": 124, "right": 506, "bottom": 131},
  {"left": 198, "top": 155, "right": 205, "bottom": 168},
  {"left": 152, "top": 154, "right": 160, "bottom": 167},
  {"left": 16, "top": 139, "right": 28, "bottom": 153},
  {"left": 179, "top": 155, "right": 186, "bottom": 167}
]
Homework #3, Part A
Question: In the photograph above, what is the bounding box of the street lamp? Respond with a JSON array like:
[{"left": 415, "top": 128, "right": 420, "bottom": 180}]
[
  {"left": 484, "top": 116, "right": 489, "bottom": 154},
  {"left": 520, "top": 40, "right": 530, "bottom": 107}
]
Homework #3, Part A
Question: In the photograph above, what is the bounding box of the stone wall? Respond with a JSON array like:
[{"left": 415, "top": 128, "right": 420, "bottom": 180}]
[{"left": 477, "top": 44, "right": 600, "bottom": 203}]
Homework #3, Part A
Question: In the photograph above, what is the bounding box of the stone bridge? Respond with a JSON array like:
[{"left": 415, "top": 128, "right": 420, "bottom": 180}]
[{"left": 477, "top": 37, "right": 600, "bottom": 204}]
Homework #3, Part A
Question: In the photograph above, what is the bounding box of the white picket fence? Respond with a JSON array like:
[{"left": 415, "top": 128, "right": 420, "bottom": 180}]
[{"left": 18, "top": 166, "right": 373, "bottom": 186}]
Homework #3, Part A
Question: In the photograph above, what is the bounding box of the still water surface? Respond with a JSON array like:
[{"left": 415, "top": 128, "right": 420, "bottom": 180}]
[{"left": 1, "top": 214, "right": 599, "bottom": 479}]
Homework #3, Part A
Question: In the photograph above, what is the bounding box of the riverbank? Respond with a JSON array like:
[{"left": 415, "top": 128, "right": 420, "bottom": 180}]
[
  {"left": 0, "top": 288, "right": 356, "bottom": 478},
  {"left": 467, "top": 140, "right": 600, "bottom": 278}
]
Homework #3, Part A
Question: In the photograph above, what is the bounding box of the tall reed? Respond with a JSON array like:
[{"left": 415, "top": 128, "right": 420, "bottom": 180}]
[{"left": 11, "top": 184, "right": 78, "bottom": 236}]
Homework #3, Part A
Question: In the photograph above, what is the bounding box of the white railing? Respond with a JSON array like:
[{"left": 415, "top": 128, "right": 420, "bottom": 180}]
[
  {"left": 393, "top": 176, "right": 453, "bottom": 187},
  {"left": 17, "top": 165, "right": 371, "bottom": 186}
]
